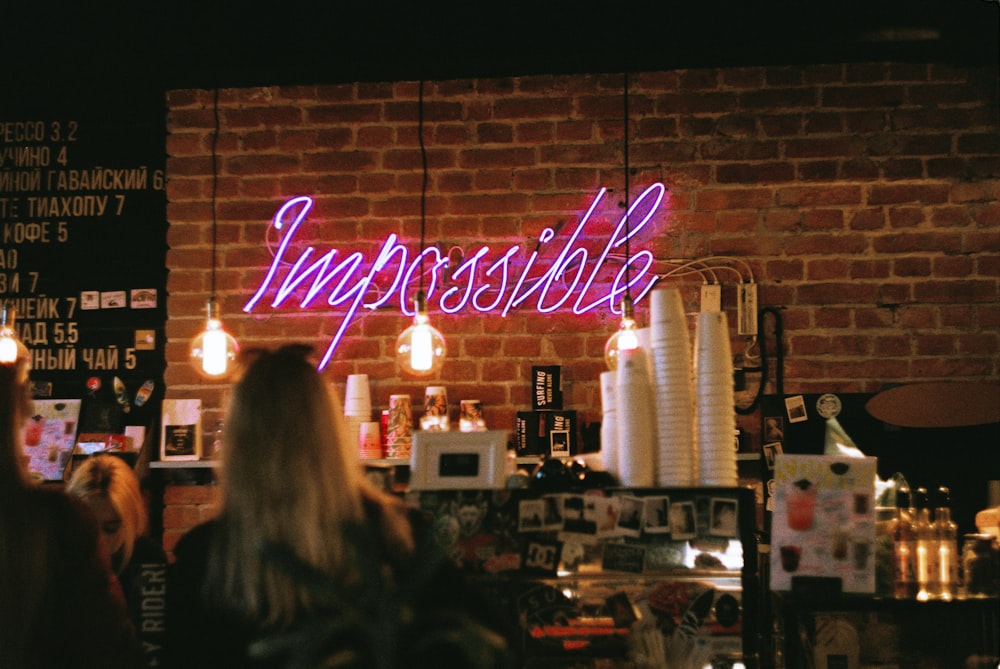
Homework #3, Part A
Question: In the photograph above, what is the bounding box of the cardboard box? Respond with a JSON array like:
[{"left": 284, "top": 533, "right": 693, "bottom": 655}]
[
  {"left": 531, "top": 365, "right": 563, "bottom": 410},
  {"left": 515, "top": 410, "right": 577, "bottom": 456}
]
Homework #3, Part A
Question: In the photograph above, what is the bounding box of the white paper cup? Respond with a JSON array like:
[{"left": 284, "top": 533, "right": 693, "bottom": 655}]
[{"left": 359, "top": 421, "right": 382, "bottom": 459}]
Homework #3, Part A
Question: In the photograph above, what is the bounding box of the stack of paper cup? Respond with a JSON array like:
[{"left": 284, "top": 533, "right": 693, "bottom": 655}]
[
  {"left": 599, "top": 370, "right": 618, "bottom": 474},
  {"left": 615, "top": 347, "right": 656, "bottom": 487},
  {"left": 694, "top": 310, "right": 737, "bottom": 486},
  {"left": 648, "top": 287, "right": 696, "bottom": 486},
  {"left": 343, "top": 374, "right": 373, "bottom": 457}
]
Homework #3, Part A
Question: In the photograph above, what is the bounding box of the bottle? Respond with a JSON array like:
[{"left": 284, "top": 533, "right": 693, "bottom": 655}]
[
  {"left": 914, "top": 487, "right": 938, "bottom": 601},
  {"left": 892, "top": 483, "right": 918, "bottom": 598},
  {"left": 211, "top": 419, "right": 224, "bottom": 458},
  {"left": 961, "top": 533, "right": 999, "bottom": 597},
  {"left": 934, "top": 486, "right": 958, "bottom": 601}
]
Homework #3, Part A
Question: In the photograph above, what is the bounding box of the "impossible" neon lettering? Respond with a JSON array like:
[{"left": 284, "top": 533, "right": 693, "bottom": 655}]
[{"left": 245, "top": 183, "right": 666, "bottom": 370}]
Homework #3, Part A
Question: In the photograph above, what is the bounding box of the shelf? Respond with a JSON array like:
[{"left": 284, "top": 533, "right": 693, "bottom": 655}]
[{"left": 149, "top": 459, "right": 219, "bottom": 469}]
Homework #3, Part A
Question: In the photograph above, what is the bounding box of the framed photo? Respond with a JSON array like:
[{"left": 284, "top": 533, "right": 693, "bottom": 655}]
[
  {"left": 160, "top": 399, "right": 202, "bottom": 461},
  {"left": 409, "top": 429, "right": 509, "bottom": 490}
]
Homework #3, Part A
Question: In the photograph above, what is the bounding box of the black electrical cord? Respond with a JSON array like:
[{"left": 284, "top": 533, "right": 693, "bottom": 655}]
[{"left": 735, "top": 306, "right": 784, "bottom": 415}]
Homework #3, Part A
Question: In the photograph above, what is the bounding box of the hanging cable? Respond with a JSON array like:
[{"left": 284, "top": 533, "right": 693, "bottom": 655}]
[{"left": 735, "top": 306, "right": 784, "bottom": 415}]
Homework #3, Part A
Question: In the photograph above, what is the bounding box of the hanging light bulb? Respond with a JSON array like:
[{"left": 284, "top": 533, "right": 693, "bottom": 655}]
[
  {"left": 604, "top": 294, "right": 639, "bottom": 370},
  {"left": 604, "top": 71, "right": 640, "bottom": 372},
  {"left": 396, "top": 290, "right": 446, "bottom": 377},
  {"left": 0, "top": 303, "right": 28, "bottom": 364},
  {"left": 396, "top": 80, "right": 446, "bottom": 376},
  {"left": 189, "top": 88, "right": 239, "bottom": 381},
  {"left": 189, "top": 297, "right": 239, "bottom": 380}
]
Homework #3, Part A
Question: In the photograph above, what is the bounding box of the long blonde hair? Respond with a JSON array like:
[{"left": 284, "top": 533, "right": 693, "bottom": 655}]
[
  {"left": 206, "top": 345, "right": 413, "bottom": 626},
  {"left": 67, "top": 454, "right": 149, "bottom": 572}
]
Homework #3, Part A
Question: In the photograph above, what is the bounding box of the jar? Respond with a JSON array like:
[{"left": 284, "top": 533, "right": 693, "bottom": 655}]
[{"left": 961, "top": 533, "right": 998, "bottom": 597}]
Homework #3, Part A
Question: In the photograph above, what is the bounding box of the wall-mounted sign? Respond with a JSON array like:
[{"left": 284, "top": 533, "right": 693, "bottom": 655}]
[
  {"left": 245, "top": 183, "right": 667, "bottom": 369},
  {"left": 0, "top": 99, "right": 167, "bottom": 427}
]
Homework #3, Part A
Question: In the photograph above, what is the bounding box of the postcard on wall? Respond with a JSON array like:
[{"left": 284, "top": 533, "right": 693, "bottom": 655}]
[
  {"left": 160, "top": 399, "right": 202, "bottom": 461},
  {"left": 22, "top": 399, "right": 81, "bottom": 481},
  {"left": 770, "top": 454, "right": 877, "bottom": 593}
]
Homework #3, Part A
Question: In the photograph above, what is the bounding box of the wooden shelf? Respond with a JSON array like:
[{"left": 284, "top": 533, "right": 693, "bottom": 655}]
[{"left": 149, "top": 459, "right": 219, "bottom": 469}]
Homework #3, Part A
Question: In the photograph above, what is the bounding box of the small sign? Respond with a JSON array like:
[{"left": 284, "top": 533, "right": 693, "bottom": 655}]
[{"left": 770, "top": 454, "right": 877, "bottom": 593}]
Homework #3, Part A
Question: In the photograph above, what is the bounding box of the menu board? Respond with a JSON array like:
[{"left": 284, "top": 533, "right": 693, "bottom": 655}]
[
  {"left": 770, "top": 454, "right": 878, "bottom": 593},
  {"left": 0, "top": 93, "right": 168, "bottom": 433}
]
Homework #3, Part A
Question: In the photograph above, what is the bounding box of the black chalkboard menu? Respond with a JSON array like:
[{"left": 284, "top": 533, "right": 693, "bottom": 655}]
[{"left": 1, "top": 92, "right": 168, "bottom": 434}]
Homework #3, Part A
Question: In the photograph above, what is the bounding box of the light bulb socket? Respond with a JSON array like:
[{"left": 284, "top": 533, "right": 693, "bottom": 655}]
[
  {"left": 621, "top": 294, "right": 634, "bottom": 320},
  {"left": 414, "top": 290, "right": 428, "bottom": 315},
  {"left": 1, "top": 303, "right": 13, "bottom": 328}
]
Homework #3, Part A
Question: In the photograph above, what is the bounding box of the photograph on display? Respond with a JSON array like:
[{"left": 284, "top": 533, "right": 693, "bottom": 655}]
[
  {"left": 642, "top": 495, "right": 671, "bottom": 534},
  {"left": 709, "top": 497, "right": 739, "bottom": 537},
  {"left": 616, "top": 495, "right": 644, "bottom": 538},
  {"left": 669, "top": 501, "right": 697, "bottom": 539}
]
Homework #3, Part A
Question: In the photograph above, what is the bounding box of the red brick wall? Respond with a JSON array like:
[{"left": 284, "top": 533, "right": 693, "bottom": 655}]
[{"left": 159, "top": 63, "right": 1000, "bottom": 554}]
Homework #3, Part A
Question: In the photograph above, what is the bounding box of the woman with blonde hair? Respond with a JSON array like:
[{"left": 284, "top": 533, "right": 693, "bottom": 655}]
[
  {"left": 166, "top": 344, "right": 511, "bottom": 669},
  {"left": 68, "top": 454, "right": 168, "bottom": 668},
  {"left": 0, "top": 342, "right": 142, "bottom": 668}
]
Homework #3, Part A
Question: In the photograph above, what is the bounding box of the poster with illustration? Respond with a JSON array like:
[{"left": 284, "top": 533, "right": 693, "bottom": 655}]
[
  {"left": 770, "top": 454, "right": 877, "bottom": 593},
  {"left": 22, "top": 399, "right": 82, "bottom": 481}
]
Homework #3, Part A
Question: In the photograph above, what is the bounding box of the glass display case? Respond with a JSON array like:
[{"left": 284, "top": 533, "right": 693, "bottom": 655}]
[{"left": 407, "top": 486, "right": 763, "bottom": 669}]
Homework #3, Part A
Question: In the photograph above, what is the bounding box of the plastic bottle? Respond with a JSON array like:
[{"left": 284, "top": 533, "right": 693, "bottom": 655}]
[
  {"left": 892, "top": 484, "right": 918, "bottom": 599},
  {"left": 934, "top": 486, "right": 958, "bottom": 601},
  {"left": 914, "top": 487, "right": 938, "bottom": 601}
]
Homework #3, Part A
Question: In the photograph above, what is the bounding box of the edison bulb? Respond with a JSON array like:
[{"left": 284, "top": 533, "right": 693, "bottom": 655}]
[
  {"left": 604, "top": 295, "right": 639, "bottom": 371},
  {"left": 0, "top": 304, "right": 28, "bottom": 364},
  {"left": 396, "top": 292, "right": 446, "bottom": 377},
  {"left": 189, "top": 298, "right": 239, "bottom": 381}
]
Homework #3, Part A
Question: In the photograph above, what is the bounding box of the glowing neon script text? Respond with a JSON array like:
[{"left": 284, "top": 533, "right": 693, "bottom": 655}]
[{"left": 244, "top": 183, "right": 666, "bottom": 370}]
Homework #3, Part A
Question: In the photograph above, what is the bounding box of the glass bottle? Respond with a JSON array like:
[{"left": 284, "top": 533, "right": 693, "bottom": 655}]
[
  {"left": 934, "top": 485, "right": 958, "bottom": 601},
  {"left": 961, "top": 533, "right": 999, "bottom": 597},
  {"left": 892, "top": 484, "right": 918, "bottom": 599},
  {"left": 914, "top": 487, "right": 938, "bottom": 601}
]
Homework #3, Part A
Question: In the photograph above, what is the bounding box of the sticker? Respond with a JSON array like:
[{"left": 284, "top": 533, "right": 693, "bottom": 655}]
[
  {"left": 101, "top": 291, "right": 127, "bottom": 309},
  {"left": 113, "top": 376, "right": 131, "bottom": 413},
  {"left": 80, "top": 291, "right": 100, "bottom": 310},
  {"left": 816, "top": 393, "right": 842, "bottom": 419},
  {"left": 785, "top": 395, "right": 808, "bottom": 423},
  {"left": 135, "top": 329, "right": 156, "bottom": 350},
  {"left": 134, "top": 380, "right": 155, "bottom": 407},
  {"left": 131, "top": 288, "right": 158, "bottom": 309}
]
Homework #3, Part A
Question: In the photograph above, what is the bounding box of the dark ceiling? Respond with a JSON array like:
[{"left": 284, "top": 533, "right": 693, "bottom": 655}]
[{"left": 2, "top": 0, "right": 998, "bottom": 96}]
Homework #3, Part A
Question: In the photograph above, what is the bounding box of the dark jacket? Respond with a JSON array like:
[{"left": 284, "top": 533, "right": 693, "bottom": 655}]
[
  {"left": 165, "top": 507, "right": 515, "bottom": 669},
  {"left": 119, "top": 535, "right": 168, "bottom": 667}
]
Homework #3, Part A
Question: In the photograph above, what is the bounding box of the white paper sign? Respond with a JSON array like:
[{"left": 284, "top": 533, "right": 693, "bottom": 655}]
[{"left": 770, "top": 454, "right": 877, "bottom": 593}]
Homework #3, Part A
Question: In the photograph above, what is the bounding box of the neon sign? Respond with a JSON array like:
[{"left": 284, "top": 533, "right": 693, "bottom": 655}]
[{"left": 245, "top": 182, "right": 666, "bottom": 370}]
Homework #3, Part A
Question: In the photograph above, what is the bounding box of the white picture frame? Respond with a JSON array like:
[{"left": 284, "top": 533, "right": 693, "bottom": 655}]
[{"left": 409, "top": 429, "right": 509, "bottom": 490}]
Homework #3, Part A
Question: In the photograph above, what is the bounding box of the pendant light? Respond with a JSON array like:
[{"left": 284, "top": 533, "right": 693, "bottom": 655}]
[
  {"left": 189, "top": 88, "right": 239, "bottom": 380},
  {"left": 604, "top": 71, "right": 639, "bottom": 371},
  {"left": 0, "top": 303, "right": 28, "bottom": 365},
  {"left": 396, "top": 80, "right": 446, "bottom": 377}
]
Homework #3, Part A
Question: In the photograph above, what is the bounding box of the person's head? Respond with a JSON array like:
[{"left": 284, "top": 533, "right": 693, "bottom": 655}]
[
  {"left": 221, "top": 344, "right": 365, "bottom": 529},
  {"left": 0, "top": 350, "right": 32, "bottom": 489},
  {"left": 211, "top": 344, "right": 409, "bottom": 624},
  {"left": 66, "top": 454, "right": 148, "bottom": 571}
]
